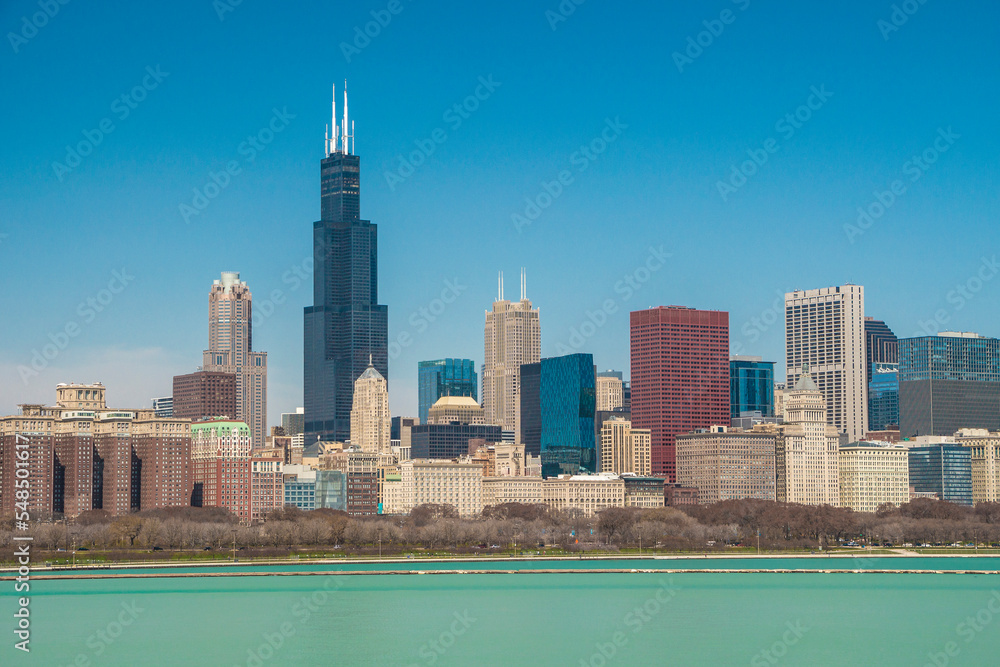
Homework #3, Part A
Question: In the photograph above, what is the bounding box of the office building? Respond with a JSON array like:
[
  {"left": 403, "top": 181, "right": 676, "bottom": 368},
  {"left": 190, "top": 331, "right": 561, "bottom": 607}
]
[
  {"left": 250, "top": 452, "right": 284, "bottom": 521},
  {"left": 630, "top": 306, "right": 730, "bottom": 481},
  {"left": 899, "top": 332, "right": 1000, "bottom": 437},
  {"left": 730, "top": 356, "right": 775, "bottom": 418},
  {"left": 622, "top": 475, "right": 666, "bottom": 508},
  {"left": 410, "top": 423, "right": 502, "bottom": 460},
  {"left": 838, "top": 441, "right": 909, "bottom": 513},
  {"left": 427, "top": 396, "right": 485, "bottom": 425},
  {"left": 172, "top": 370, "right": 237, "bottom": 422},
  {"left": 599, "top": 417, "right": 651, "bottom": 476},
  {"left": 955, "top": 429, "right": 1000, "bottom": 503},
  {"left": 520, "top": 353, "right": 597, "bottom": 477},
  {"left": 418, "top": 359, "right": 478, "bottom": 425},
  {"left": 869, "top": 363, "right": 899, "bottom": 431},
  {"left": 676, "top": 424, "right": 777, "bottom": 504},
  {"left": 191, "top": 420, "right": 252, "bottom": 522},
  {"left": 281, "top": 407, "right": 305, "bottom": 437},
  {"left": 1, "top": 383, "right": 191, "bottom": 519},
  {"left": 596, "top": 372, "right": 624, "bottom": 412},
  {"left": 908, "top": 443, "right": 973, "bottom": 506},
  {"left": 304, "top": 86, "right": 389, "bottom": 444},
  {"left": 775, "top": 371, "right": 841, "bottom": 506},
  {"left": 349, "top": 360, "right": 390, "bottom": 455},
  {"left": 483, "top": 270, "right": 541, "bottom": 438},
  {"left": 152, "top": 396, "right": 173, "bottom": 418},
  {"left": 321, "top": 449, "right": 385, "bottom": 516},
  {"left": 201, "top": 272, "right": 268, "bottom": 448},
  {"left": 785, "top": 284, "right": 867, "bottom": 441},
  {"left": 865, "top": 317, "right": 898, "bottom": 385},
  {"left": 283, "top": 466, "right": 317, "bottom": 511}
]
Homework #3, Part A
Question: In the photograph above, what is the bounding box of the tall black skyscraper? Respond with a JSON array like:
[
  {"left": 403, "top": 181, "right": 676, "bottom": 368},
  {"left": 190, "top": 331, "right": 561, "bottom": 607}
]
[{"left": 304, "top": 85, "right": 388, "bottom": 443}]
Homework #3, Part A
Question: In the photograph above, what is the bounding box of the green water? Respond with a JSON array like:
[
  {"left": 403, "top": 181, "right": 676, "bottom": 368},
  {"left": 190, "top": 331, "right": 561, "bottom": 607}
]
[{"left": 3, "top": 566, "right": 999, "bottom": 665}]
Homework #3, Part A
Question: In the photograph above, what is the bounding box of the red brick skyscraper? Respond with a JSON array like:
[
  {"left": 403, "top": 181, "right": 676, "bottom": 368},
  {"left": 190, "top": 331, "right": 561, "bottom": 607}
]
[{"left": 630, "top": 306, "right": 730, "bottom": 481}]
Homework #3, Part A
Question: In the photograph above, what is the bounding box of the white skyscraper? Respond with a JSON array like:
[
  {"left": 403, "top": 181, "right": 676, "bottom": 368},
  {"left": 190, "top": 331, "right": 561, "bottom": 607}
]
[
  {"left": 483, "top": 270, "right": 540, "bottom": 439},
  {"left": 776, "top": 370, "right": 841, "bottom": 506},
  {"left": 350, "top": 359, "right": 390, "bottom": 455},
  {"left": 785, "top": 284, "right": 867, "bottom": 441}
]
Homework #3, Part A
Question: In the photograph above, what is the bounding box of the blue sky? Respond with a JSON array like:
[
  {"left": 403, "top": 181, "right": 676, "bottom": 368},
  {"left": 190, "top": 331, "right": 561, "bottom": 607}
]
[{"left": 2, "top": 0, "right": 998, "bottom": 424}]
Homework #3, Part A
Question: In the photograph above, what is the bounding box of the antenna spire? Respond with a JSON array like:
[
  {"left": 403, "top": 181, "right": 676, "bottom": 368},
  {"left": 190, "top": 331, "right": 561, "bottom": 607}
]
[
  {"left": 342, "top": 80, "right": 349, "bottom": 154},
  {"left": 521, "top": 268, "right": 526, "bottom": 301}
]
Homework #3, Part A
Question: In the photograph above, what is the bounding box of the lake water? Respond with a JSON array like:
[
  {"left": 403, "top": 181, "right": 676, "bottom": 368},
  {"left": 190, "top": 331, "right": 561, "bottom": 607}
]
[{"left": 3, "top": 558, "right": 999, "bottom": 666}]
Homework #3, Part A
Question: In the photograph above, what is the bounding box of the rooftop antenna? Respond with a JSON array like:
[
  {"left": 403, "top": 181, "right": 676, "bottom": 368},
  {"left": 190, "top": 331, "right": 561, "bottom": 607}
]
[
  {"left": 341, "top": 80, "right": 349, "bottom": 154},
  {"left": 329, "top": 83, "right": 339, "bottom": 155},
  {"left": 351, "top": 120, "right": 355, "bottom": 155},
  {"left": 521, "top": 268, "right": 526, "bottom": 301}
]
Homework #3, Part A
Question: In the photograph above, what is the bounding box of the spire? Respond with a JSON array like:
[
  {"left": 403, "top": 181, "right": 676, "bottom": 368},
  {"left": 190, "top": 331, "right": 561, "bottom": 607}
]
[
  {"left": 342, "top": 80, "right": 349, "bottom": 154},
  {"left": 521, "top": 268, "right": 526, "bottom": 301},
  {"left": 368, "top": 353, "right": 373, "bottom": 367}
]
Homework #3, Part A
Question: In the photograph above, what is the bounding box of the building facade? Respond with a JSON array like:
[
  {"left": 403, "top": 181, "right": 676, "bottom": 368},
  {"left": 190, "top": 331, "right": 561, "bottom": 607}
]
[
  {"left": 201, "top": 272, "right": 268, "bottom": 448},
  {"left": 418, "top": 359, "right": 478, "bottom": 425},
  {"left": 172, "top": 370, "right": 236, "bottom": 422},
  {"left": 595, "top": 373, "right": 624, "bottom": 412},
  {"left": 955, "top": 429, "right": 1000, "bottom": 503},
  {"left": 427, "top": 396, "right": 485, "bottom": 425},
  {"left": 865, "top": 317, "right": 899, "bottom": 386},
  {"left": 676, "top": 425, "right": 777, "bottom": 504},
  {"left": 775, "top": 372, "right": 841, "bottom": 506},
  {"left": 250, "top": 453, "right": 284, "bottom": 521},
  {"left": 730, "top": 356, "right": 775, "bottom": 418},
  {"left": 899, "top": 332, "right": 1000, "bottom": 437},
  {"left": 482, "top": 271, "right": 541, "bottom": 437},
  {"left": 349, "top": 361, "right": 390, "bottom": 455},
  {"left": 838, "top": 441, "right": 909, "bottom": 513},
  {"left": 191, "top": 420, "right": 252, "bottom": 522},
  {"left": 630, "top": 306, "right": 730, "bottom": 481},
  {"left": 785, "top": 284, "right": 867, "bottom": 441},
  {"left": 520, "top": 353, "right": 597, "bottom": 478},
  {"left": 868, "top": 363, "right": 899, "bottom": 432},
  {"left": 410, "top": 423, "right": 503, "bottom": 460},
  {"left": 304, "top": 87, "right": 388, "bottom": 444},
  {"left": 599, "top": 417, "right": 651, "bottom": 476},
  {"left": 908, "top": 443, "right": 973, "bottom": 506}
]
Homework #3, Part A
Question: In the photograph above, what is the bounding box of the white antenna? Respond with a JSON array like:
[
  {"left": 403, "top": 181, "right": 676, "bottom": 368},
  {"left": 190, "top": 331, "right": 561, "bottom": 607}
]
[
  {"left": 521, "top": 268, "right": 526, "bottom": 301},
  {"left": 351, "top": 120, "right": 355, "bottom": 155},
  {"left": 331, "top": 84, "right": 338, "bottom": 155},
  {"left": 342, "top": 80, "right": 349, "bottom": 154},
  {"left": 325, "top": 123, "right": 329, "bottom": 156},
  {"left": 498, "top": 272, "right": 501, "bottom": 301}
]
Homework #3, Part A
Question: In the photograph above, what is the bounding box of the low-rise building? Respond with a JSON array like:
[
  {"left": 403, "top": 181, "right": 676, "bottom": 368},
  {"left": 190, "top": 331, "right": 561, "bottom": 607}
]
[
  {"left": 676, "top": 424, "right": 777, "bottom": 504},
  {"left": 622, "top": 475, "right": 665, "bottom": 508},
  {"left": 955, "top": 428, "right": 1000, "bottom": 503},
  {"left": 838, "top": 441, "right": 909, "bottom": 513}
]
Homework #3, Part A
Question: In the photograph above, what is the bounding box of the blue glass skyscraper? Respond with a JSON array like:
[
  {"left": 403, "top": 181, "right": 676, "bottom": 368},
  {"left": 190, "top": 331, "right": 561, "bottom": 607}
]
[
  {"left": 908, "top": 444, "right": 972, "bottom": 505},
  {"left": 520, "top": 353, "right": 596, "bottom": 477},
  {"left": 304, "top": 87, "right": 388, "bottom": 443},
  {"left": 869, "top": 362, "right": 899, "bottom": 431},
  {"left": 418, "top": 359, "right": 478, "bottom": 424},
  {"left": 730, "top": 356, "right": 775, "bottom": 418}
]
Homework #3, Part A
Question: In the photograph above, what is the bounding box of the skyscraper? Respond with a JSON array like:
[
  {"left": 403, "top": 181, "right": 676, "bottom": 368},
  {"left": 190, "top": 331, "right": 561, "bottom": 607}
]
[
  {"left": 908, "top": 443, "right": 973, "bottom": 506},
  {"left": 520, "top": 353, "right": 597, "bottom": 477},
  {"left": 730, "top": 355, "right": 775, "bottom": 418},
  {"left": 304, "top": 84, "right": 388, "bottom": 444},
  {"left": 417, "top": 359, "right": 478, "bottom": 424},
  {"left": 599, "top": 417, "right": 651, "bottom": 476},
  {"left": 864, "top": 317, "right": 898, "bottom": 385},
  {"left": 595, "top": 372, "right": 624, "bottom": 412},
  {"left": 349, "top": 360, "right": 390, "bottom": 455},
  {"left": 785, "top": 284, "right": 867, "bottom": 441},
  {"left": 202, "top": 272, "right": 267, "bottom": 448},
  {"left": 483, "top": 271, "right": 540, "bottom": 438},
  {"left": 868, "top": 362, "right": 899, "bottom": 432},
  {"left": 898, "top": 332, "right": 1000, "bottom": 436},
  {"left": 630, "top": 306, "right": 730, "bottom": 481},
  {"left": 775, "top": 370, "right": 841, "bottom": 506}
]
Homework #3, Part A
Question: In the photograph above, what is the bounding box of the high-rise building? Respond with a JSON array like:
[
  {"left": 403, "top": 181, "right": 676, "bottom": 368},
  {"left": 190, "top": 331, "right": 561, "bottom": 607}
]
[
  {"left": 410, "top": 423, "right": 502, "bottom": 460},
  {"left": 418, "top": 359, "right": 478, "bottom": 425},
  {"left": 427, "top": 396, "right": 485, "bottom": 425},
  {"left": 483, "top": 270, "right": 541, "bottom": 438},
  {"left": 775, "top": 370, "right": 841, "bottom": 506},
  {"left": 898, "top": 332, "right": 1000, "bottom": 437},
  {"left": 868, "top": 363, "right": 900, "bottom": 431},
  {"left": 304, "top": 85, "right": 388, "bottom": 444},
  {"left": 596, "top": 372, "right": 624, "bottom": 412},
  {"left": 281, "top": 407, "right": 305, "bottom": 437},
  {"left": 676, "top": 424, "right": 777, "bottom": 504},
  {"left": 630, "top": 306, "right": 730, "bottom": 481},
  {"left": 201, "top": 272, "right": 268, "bottom": 448},
  {"left": 865, "top": 317, "right": 899, "bottom": 385},
  {"left": 191, "top": 420, "right": 252, "bottom": 522},
  {"left": 908, "top": 443, "right": 973, "bottom": 506},
  {"left": 172, "top": 370, "right": 237, "bottom": 422},
  {"left": 599, "top": 417, "right": 651, "bottom": 476},
  {"left": 955, "top": 429, "right": 1000, "bottom": 503},
  {"left": 838, "top": 441, "right": 909, "bottom": 513},
  {"left": 152, "top": 396, "right": 173, "bottom": 418},
  {"left": 349, "top": 360, "right": 390, "bottom": 455},
  {"left": 520, "top": 353, "right": 597, "bottom": 478},
  {"left": 785, "top": 285, "right": 867, "bottom": 441},
  {"left": 730, "top": 356, "right": 775, "bottom": 418}
]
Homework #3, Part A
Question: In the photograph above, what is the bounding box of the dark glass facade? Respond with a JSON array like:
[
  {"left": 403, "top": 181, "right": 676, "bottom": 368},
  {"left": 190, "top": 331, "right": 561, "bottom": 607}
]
[
  {"left": 304, "top": 149, "right": 388, "bottom": 443},
  {"left": 417, "top": 359, "right": 478, "bottom": 424},
  {"left": 410, "top": 423, "right": 502, "bottom": 460},
  {"left": 729, "top": 358, "right": 775, "bottom": 418},
  {"left": 899, "top": 334, "right": 1000, "bottom": 436},
  {"left": 868, "top": 362, "right": 899, "bottom": 431},
  {"left": 865, "top": 318, "right": 898, "bottom": 385},
  {"left": 520, "top": 353, "right": 596, "bottom": 478},
  {"left": 907, "top": 444, "right": 972, "bottom": 506}
]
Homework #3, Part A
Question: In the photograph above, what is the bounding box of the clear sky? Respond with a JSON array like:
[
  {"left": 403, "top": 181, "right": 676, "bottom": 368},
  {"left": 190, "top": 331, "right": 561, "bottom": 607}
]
[{"left": 2, "top": 0, "right": 998, "bottom": 425}]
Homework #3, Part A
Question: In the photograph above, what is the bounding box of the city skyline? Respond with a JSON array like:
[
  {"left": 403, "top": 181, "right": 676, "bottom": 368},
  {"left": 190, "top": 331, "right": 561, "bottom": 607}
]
[{"left": 3, "top": 1, "right": 999, "bottom": 426}]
